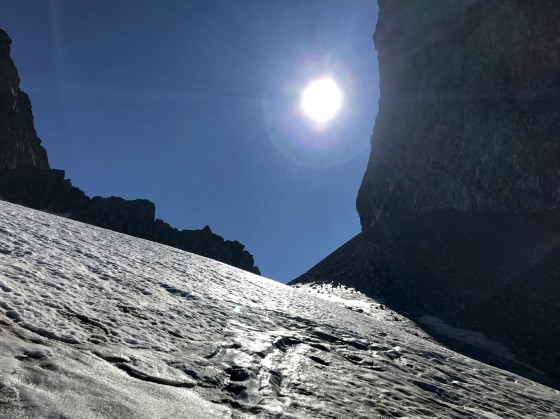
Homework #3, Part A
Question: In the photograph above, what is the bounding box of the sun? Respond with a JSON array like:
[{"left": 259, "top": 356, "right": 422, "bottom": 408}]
[{"left": 300, "top": 76, "right": 343, "bottom": 124}]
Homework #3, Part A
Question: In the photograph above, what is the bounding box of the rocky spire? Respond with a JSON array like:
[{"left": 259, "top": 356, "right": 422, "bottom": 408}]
[{"left": 0, "top": 28, "right": 50, "bottom": 169}]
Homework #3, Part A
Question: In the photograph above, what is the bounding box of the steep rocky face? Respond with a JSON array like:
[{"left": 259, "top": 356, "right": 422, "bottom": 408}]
[
  {"left": 0, "top": 29, "right": 49, "bottom": 169},
  {"left": 357, "top": 1, "right": 560, "bottom": 228}
]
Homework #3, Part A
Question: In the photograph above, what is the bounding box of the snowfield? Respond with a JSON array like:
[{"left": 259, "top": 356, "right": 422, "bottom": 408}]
[{"left": 0, "top": 200, "right": 558, "bottom": 418}]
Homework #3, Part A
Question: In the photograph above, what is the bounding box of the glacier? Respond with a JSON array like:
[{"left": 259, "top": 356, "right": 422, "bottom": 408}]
[{"left": 0, "top": 200, "right": 558, "bottom": 418}]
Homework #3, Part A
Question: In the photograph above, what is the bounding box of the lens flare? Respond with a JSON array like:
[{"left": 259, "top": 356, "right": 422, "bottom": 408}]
[{"left": 300, "top": 76, "right": 343, "bottom": 124}]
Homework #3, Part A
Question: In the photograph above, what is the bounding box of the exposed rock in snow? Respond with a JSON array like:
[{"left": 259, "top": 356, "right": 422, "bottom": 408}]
[{"left": 0, "top": 201, "right": 558, "bottom": 418}]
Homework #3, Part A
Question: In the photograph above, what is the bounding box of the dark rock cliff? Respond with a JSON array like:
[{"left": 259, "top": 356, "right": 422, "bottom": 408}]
[
  {"left": 357, "top": 1, "right": 560, "bottom": 228},
  {"left": 0, "top": 29, "right": 259, "bottom": 275},
  {"left": 292, "top": 1, "right": 560, "bottom": 383},
  {"left": 0, "top": 29, "right": 49, "bottom": 170}
]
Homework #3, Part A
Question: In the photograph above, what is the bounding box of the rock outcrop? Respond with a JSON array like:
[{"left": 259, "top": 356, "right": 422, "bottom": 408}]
[
  {"left": 0, "top": 28, "right": 259, "bottom": 275},
  {"left": 292, "top": 210, "right": 560, "bottom": 385},
  {"left": 0, "top": 29, "right": 49, "bottom": 170},
  {"left": 292, "top": 1, "right": 560, "bottom": 382},
  {"left": 80, "top": 196, "right": 156, "bottom": 239},
  {"left": 357, "top": 1, "right": 560, "bottom": 228}
]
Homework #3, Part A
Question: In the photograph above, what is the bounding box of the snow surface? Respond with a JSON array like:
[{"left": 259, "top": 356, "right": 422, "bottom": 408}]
[{"left": 0, "top": 200, "right": 558, "bottom": 418}]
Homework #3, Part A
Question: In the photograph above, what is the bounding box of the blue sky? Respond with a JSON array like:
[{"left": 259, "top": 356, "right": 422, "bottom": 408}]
[{"left": 1, "top": 0, "right": 379, "bottom": 282}]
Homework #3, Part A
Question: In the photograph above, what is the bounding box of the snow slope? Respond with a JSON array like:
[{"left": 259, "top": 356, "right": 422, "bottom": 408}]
[{"left": 0, "top": 200, "right": 558, "bottom": 418}]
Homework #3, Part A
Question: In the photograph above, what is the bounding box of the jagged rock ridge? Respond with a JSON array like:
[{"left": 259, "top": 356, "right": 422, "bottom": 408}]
[
  {"left": 0, "top": 28, "right": 259, "bottom": 274},
  {"left": 292, "top": 0, "right": 560, "bottom": 383},
  {"left": 291, "top": 211, "right": 560, "bottom": 385},
  {"left": 0, "top": 29, "right": 49, "bottom": 170}
]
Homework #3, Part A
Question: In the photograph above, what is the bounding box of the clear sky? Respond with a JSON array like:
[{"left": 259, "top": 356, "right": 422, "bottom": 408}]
[{"left": 0, "top": 0, "right": 379, "bottom": 283}]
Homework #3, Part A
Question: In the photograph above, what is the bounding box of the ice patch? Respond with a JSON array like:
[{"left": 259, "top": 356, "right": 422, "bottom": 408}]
[{"left": 418, "top": 314, "right": 515, "bottom": 360}]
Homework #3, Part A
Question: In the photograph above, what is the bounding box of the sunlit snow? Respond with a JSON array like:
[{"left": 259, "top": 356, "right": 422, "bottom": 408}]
[{"left": 0, "top": 201, "right": 558, "bottom": 418}]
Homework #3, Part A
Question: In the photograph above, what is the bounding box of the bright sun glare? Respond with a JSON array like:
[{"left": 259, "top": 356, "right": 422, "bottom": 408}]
[{"left": 300, "top": 76, "right": 343, "bottom": 124}]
